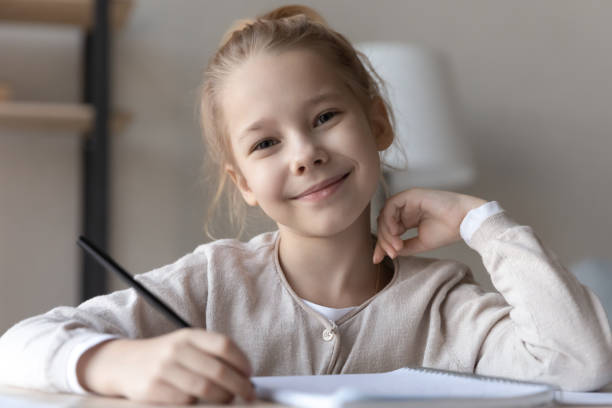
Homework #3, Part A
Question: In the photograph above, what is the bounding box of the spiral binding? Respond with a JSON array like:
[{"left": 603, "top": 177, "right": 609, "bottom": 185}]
[{"left": 406, "top": 366, "right": 559, "bottom": 391}]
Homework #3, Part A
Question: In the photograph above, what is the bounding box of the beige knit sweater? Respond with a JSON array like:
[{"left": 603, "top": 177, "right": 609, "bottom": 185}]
[{"left": 0, "top": 211, "right": 611, "bottom": 393}]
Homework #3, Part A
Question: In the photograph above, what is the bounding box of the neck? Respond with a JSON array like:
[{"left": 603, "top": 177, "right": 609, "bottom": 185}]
[{"left": 277, "top": 204, "right": 379, "bottom": 308}]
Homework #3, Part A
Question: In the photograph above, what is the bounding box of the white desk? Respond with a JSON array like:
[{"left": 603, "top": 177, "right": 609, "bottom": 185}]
[
  {"left": 1, "top": 384, "right": 611, "bottom": 407},
  {"left": 0, "top": 385, "right": 280, "bottom": 407}
]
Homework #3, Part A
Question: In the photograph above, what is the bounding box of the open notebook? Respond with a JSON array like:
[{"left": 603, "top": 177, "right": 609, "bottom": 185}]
[{"left": 253, "top": 367, "right": 612, "bottom": 407}]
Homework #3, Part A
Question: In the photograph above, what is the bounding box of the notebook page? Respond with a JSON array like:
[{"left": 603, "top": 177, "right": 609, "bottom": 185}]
[
  {"left": 554, "top": 390, "right": 612, "bottom": 405},
  {"left": 253, "top": 367, "right": 554, "bottom": 406}
]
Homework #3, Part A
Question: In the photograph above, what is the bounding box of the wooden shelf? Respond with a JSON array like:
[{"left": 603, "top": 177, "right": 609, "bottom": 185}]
[
  {"left": 1, "top": 1, "right": 131, "bottom": 299},
  {"left": 0, "top": 101, "right": 130, "bottom": 133},
  {"left": 0, "top": 0, "right": 133, "bottom": 30},
  {"left": 0, "top": 83, "right": 11, "bottom": 102}
]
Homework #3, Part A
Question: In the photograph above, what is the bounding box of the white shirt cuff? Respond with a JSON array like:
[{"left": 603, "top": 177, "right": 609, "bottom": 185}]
[
  {"left": 460, "top": 201, "right": 505, "bottom": 244},
  {"left": 66, "top": 333, "right": 121, "bottom": 395}
]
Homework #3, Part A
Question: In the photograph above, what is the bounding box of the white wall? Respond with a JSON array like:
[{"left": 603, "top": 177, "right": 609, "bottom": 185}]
[
  {"left": 1, "top": 0, "right": 611, "bottom": 331},
  {"left": 0, "top": 25, "right": 82, "bottom": 326}
]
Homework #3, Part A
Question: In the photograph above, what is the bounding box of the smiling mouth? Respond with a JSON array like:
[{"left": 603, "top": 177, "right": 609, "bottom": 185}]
[{"left": 293, "top": 171, "right": 351, "bottom": 200}]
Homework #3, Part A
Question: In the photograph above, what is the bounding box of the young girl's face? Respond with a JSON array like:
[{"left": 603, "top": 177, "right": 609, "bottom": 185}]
[{"left": 223, "top": 48, "right": 383, "bottom": 237}]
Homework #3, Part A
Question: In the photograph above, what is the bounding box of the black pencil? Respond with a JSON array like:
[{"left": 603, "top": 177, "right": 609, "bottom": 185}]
[{"left": 77, "top": 236, "right": 191, "bottom": 328}]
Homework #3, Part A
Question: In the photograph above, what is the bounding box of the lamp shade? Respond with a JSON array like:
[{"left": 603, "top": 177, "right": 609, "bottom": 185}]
[{"left": 355, "top": 42, "right": 475, "bottom": 193}]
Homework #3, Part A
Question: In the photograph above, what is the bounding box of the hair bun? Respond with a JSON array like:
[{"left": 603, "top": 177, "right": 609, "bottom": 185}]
[
  {"left": 258, "top": 4, "right": 328, "bottom": 25},
  {"left": 219, "top": 5, "right": 328, "bottom": 48},
  {"left": 219, "top": 18, "right": 254, "bottom": 47}
]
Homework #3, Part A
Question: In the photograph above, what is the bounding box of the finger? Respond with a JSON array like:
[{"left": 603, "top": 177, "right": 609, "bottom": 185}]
[
  {"left": 399, "top": 236, "right": 429, "bottom": 255},
  {"left": 162, "top": 362, "right": 234, "bottom": 404},
  {"left": 372, "top": 242, "right": 381, "bottom": 263},
  {"left": 137, "top": 379, "right": 196, "bottom": 405},
  {"left": 373, "top": 238, "right": 390, "bottom": 263},
  {"left": 373, "top": 242, "right": 386, "bottom": 264},
  {"left": 378, "top": 215, "right": 404, "bottom": 253},
  {"left": 374, "top": 233, "right": 396, "bottom": 261},
  {"left": 376, "top": 213, "right": 402, "bottom": 257},
  {"left": 378, "top": 201, "right": 411, "bottom": 248},
  {"left": 188, "top": 331, "right": 252, "bottom": 377},
  {"left": 177, "top": 343, "right": 255, "bottom": 401},
  {"left": 385, "top": 190, "right": 424, "bottom": 231}
]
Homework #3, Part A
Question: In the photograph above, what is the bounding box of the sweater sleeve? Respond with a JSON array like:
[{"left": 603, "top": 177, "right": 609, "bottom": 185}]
[
  {"left": 468, "top": 211, "right": 612, "bottom": 391},
  {"left": 0, "top": 249, "right": 208, "bottom": 393}
]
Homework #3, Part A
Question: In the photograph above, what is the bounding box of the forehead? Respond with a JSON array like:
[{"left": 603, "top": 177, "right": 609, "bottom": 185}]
[{"left": 221, "top": 49, "right": 353, "bottom": 139}]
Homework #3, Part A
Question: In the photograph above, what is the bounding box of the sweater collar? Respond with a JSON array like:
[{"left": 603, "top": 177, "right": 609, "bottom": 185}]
[{"left": 271, "top": 230, "right": 399, "bottom": 329}]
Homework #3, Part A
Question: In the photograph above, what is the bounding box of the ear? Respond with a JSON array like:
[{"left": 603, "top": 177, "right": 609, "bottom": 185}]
[
  {"left": 225, "top": 164, "right": 258, "bottom": 207},
  {"left": 369, "top": 96, "right": 394, "bottom": 151}
]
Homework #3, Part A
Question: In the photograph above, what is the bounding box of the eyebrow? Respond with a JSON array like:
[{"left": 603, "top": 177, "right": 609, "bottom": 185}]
[{"left": 238, "top": 91, "right": 343, "bottom": 141}]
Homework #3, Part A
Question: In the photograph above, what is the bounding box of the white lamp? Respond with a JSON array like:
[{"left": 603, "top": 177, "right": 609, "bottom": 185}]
[
  {"left": 356, "top": 42, "right": 475, "bottom": 192},
  {"left": 355, "top": 42, "right": 475, "bottom": 231}
]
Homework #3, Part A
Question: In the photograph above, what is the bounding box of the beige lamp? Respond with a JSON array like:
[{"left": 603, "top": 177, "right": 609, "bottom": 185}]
[{"left": 355, "top": 42, "right": 476, "bottom": 230}]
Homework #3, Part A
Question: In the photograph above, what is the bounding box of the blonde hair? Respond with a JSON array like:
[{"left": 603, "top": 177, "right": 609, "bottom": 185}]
[{"left": 199, "top": 4, "right": 404, "bottom": 240}]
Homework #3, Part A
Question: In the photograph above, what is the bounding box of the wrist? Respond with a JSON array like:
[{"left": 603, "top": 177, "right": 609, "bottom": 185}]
[
  {"left": 77, "top": 338, "right": 131, "bottom": 397},
  {"left": 460, "top": 200, "right": 505, "bottom": 244},
  {"left": 462, "top": 195, "right": 488, "bottom": 214}
]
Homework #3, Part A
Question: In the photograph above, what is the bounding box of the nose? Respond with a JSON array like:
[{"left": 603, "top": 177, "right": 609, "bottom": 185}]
[{"left": 289, "top": 135, "right": 329, "bottom": 175}]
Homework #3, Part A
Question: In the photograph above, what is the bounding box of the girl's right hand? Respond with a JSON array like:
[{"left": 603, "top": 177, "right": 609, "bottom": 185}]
[{"left": 77, "top": 328, "right": 256, "bottom": 405}]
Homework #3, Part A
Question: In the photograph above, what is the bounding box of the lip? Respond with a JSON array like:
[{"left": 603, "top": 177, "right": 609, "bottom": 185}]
[{"left": 293, "top": 172, "right": 351, "bottom": 200}]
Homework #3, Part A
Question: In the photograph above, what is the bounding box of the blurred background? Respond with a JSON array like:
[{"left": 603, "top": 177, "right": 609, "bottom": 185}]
[{"left": 1, "top": 0, "right": 611, "bottom": 332}]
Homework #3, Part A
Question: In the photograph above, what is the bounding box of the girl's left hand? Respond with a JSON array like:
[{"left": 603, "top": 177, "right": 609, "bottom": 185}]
[{"left": 373, "top": 188, "right": 487, "bottom": 263}]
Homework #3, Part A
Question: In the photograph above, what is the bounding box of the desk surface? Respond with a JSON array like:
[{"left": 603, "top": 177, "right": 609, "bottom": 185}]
[
  {"left": 1, "top": 384, "right": 611, "bottom": 408},
  {"left": 0, "top": 385, "right": 280, "bottom": 407}
]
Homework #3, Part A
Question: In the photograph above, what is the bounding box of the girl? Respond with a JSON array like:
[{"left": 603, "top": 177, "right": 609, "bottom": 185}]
[{"left": 1, "top": 4, "right": 611, "bottom": 406}]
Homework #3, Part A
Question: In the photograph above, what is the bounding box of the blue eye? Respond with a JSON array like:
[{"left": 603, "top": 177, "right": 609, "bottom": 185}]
[
  {"left": 252, "top": 139, "right": 278, "bottom": 152},
  {"left": 315, "top": 111, "right": 338, "bottom": 127}
]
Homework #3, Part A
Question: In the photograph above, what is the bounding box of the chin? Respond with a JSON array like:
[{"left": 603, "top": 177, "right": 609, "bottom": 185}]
[{"left": 304, "top": 212, "right": 369, "bottom": 238}]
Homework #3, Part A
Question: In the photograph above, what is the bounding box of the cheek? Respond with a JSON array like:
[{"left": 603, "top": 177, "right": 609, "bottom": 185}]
[
  {"left": 246, "top": 164, "right": 284, "bottom": 199},
  {"left": 345, "top": 119, "right": 380, "bottom": 166},
  {"left": 353, "top": 127, "right": 382, "bottom": 188}
]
